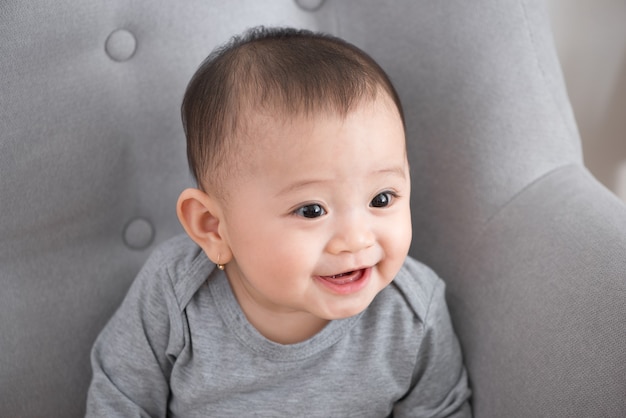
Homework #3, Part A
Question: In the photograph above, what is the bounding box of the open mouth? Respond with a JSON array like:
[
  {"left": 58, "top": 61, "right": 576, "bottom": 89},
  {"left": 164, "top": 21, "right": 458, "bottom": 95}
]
[
  {"left": 316, "top": 267, "right": 372, "bottom": 295},
  {"left": 320, "top": 269, "right": 366, "bottom": 285}
]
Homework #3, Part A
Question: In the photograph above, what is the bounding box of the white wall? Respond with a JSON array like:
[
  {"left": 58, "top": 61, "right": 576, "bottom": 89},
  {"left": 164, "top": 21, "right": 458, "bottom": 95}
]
[{"left": 548, "top": 0, "right": 626, "bottom": 201}]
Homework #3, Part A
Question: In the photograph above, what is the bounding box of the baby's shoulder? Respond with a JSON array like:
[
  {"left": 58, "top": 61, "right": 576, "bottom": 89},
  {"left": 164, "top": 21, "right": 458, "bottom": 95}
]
[
  {"left": 135, "top": 234, "right": 211, "bottom": 306},
  {"left": 146, "top": 234, "right": 204, "bottom": 270},
  {"left": 381, "top": 256, "right": 446, "bottom": 322}
]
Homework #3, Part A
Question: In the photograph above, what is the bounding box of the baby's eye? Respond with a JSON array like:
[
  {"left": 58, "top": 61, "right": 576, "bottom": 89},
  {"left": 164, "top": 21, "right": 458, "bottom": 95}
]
[
  {"left": 370, "top": 192, "right": 394, "bottom": 208},
  {"left": 294, "top": 203, "right": 326, "bottom": 219}
]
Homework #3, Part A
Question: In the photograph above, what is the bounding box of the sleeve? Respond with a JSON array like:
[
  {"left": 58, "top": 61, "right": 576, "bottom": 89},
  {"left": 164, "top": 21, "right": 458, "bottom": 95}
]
[
  {"left": 85, "top": 253, "right": 184, "bottom": 418},
  {"left": 393, "top": 279, "right": 472, "bottom": 417}
]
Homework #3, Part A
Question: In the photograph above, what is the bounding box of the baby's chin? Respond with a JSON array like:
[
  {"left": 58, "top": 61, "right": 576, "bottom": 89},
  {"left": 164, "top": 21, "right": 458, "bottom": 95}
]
[{"left": 313, "top": 292, "right": 382, "bottom": 321}]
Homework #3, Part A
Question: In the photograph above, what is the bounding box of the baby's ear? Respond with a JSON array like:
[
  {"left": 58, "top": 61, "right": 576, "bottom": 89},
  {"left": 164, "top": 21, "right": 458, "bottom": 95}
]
[{"left": 176, "top": 188, "right": 233, "bottom": 265}]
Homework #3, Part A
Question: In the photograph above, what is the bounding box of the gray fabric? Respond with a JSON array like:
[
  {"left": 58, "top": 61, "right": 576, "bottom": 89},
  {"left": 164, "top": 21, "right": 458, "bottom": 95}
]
[
  {"left": 86, "top": 234, "right": 471, "bottom": 417},
  {"left": 447, "top": 165, "right": 626, "bottom": 416},
  {"left": 1, "top": 0, "right": 625, "bottom": 417}
]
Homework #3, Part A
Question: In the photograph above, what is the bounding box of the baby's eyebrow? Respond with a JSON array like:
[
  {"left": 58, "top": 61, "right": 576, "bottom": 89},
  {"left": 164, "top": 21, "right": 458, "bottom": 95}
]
[
  {"left": 374, "top": 165, "right": 407, "bottom": 179},
  {"left": 275, "top": 178, "right": 334, "bottom": 197},
  {"left": 275, "top": 165, "right": 407, "bottom": 197}
]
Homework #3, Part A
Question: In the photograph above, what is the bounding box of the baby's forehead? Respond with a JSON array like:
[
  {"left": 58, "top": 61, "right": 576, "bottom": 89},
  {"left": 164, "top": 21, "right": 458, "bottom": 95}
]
[
  {"left": 235, "top": 94, "right": 405, "bottom": 155},
  {"left": 238, "top": 90, "right": 402, "bottom": 135},
  {"left": 208, "top": 94, "right": 406, "bottom": 197}
]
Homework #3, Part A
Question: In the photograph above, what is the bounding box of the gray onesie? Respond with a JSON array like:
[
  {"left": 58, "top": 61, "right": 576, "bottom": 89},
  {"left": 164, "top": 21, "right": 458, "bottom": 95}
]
[{"left": 86, "top": 234, "right": 471, "bottom": 417}]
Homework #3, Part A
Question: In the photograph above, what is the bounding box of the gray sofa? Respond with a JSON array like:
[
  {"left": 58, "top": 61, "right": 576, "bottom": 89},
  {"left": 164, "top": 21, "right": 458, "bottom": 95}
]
[{"left": 1, "top": 0, "right": 625, "bottom": 416}]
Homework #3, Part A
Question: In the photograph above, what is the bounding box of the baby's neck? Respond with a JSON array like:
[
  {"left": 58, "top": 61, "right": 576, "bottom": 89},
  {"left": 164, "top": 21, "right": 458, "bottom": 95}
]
[{"left": 247, "top": 310, "right": 329, "bottom": 345}]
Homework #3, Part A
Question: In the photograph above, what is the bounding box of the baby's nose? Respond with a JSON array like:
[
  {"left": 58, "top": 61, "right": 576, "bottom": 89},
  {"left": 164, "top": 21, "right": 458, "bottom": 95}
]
[{"left": 326, "top": 216, "right": 375, "bottom": 255}]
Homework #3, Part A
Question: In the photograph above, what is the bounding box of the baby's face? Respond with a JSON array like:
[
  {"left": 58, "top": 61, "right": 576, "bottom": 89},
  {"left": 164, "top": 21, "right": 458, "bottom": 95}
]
[{"left": 219, "top": 95, "right": 411, "bottom": 329}]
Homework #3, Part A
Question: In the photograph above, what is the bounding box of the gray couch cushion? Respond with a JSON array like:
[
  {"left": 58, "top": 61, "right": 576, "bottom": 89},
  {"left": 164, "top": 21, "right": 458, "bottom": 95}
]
[{"left": 1, "top": 0, "right": 625, "bottom": 416}]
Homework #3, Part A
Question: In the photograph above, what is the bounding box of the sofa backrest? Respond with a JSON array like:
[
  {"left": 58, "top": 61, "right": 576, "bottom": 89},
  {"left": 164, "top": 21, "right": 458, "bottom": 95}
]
[{"left": 2, "top": 1, "right": 625, "bottom": 416}]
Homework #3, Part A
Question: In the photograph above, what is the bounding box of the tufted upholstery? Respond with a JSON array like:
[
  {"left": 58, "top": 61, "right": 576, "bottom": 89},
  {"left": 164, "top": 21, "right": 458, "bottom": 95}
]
[{"left": 1, "top": 0, "right": 625, "bottom": 416}]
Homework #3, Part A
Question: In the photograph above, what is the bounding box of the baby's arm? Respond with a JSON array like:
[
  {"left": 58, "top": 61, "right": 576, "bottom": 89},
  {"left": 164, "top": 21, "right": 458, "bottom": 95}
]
[
  {"left": 394, "top": 279, "right": 472, "bottom": 417},
  {"left": 86, "top": 254, "right": 182, "bottom": 417}
]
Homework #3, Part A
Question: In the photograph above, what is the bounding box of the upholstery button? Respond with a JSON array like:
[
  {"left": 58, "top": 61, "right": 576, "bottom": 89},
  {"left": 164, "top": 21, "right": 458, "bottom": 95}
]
[
  {"left": 123, "top": 218, "right": 155, "bottom": 250},
  {"left": 105, "top": 29, "right": 137, "bottom": 62},
  {"left": 295, "top": 0, "right": 326, "bottom": 11}
]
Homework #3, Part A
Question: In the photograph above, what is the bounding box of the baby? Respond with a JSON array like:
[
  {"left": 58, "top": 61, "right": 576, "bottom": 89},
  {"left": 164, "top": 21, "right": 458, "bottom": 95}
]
[{"left": 86, "top": 27, "right": 471, "bottom": 417}]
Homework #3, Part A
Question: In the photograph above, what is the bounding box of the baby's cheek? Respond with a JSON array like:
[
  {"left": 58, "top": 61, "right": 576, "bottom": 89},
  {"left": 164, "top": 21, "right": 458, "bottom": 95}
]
[
  {"left": 270, "top": 239, "right": 316, "bottom": 271},
  {"left": 383, "top": 222, "right": 412, "bottom": 272},
  {"left": 389, "top": 215, "right": 412, "bottom": 254}
]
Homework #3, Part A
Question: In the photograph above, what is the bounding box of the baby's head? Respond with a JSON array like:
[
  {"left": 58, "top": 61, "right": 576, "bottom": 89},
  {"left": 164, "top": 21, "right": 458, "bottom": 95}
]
[
  {"left": 181, "top": 26, "right": 405, "bottom": 196},
  {"left": 178, "top": 27, "right": 411, "bottom": 341}
]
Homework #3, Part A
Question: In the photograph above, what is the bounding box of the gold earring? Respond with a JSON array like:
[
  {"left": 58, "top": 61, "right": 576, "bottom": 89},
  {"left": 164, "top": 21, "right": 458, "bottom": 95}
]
[{"left": 217, "top": 255, "right": 225, "bottom": 270}]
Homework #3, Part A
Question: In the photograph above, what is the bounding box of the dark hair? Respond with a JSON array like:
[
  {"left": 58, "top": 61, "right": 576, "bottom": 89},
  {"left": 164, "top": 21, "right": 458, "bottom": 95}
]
[{"left": 181, "top": 26, "right": 405, "bottom": 193}]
